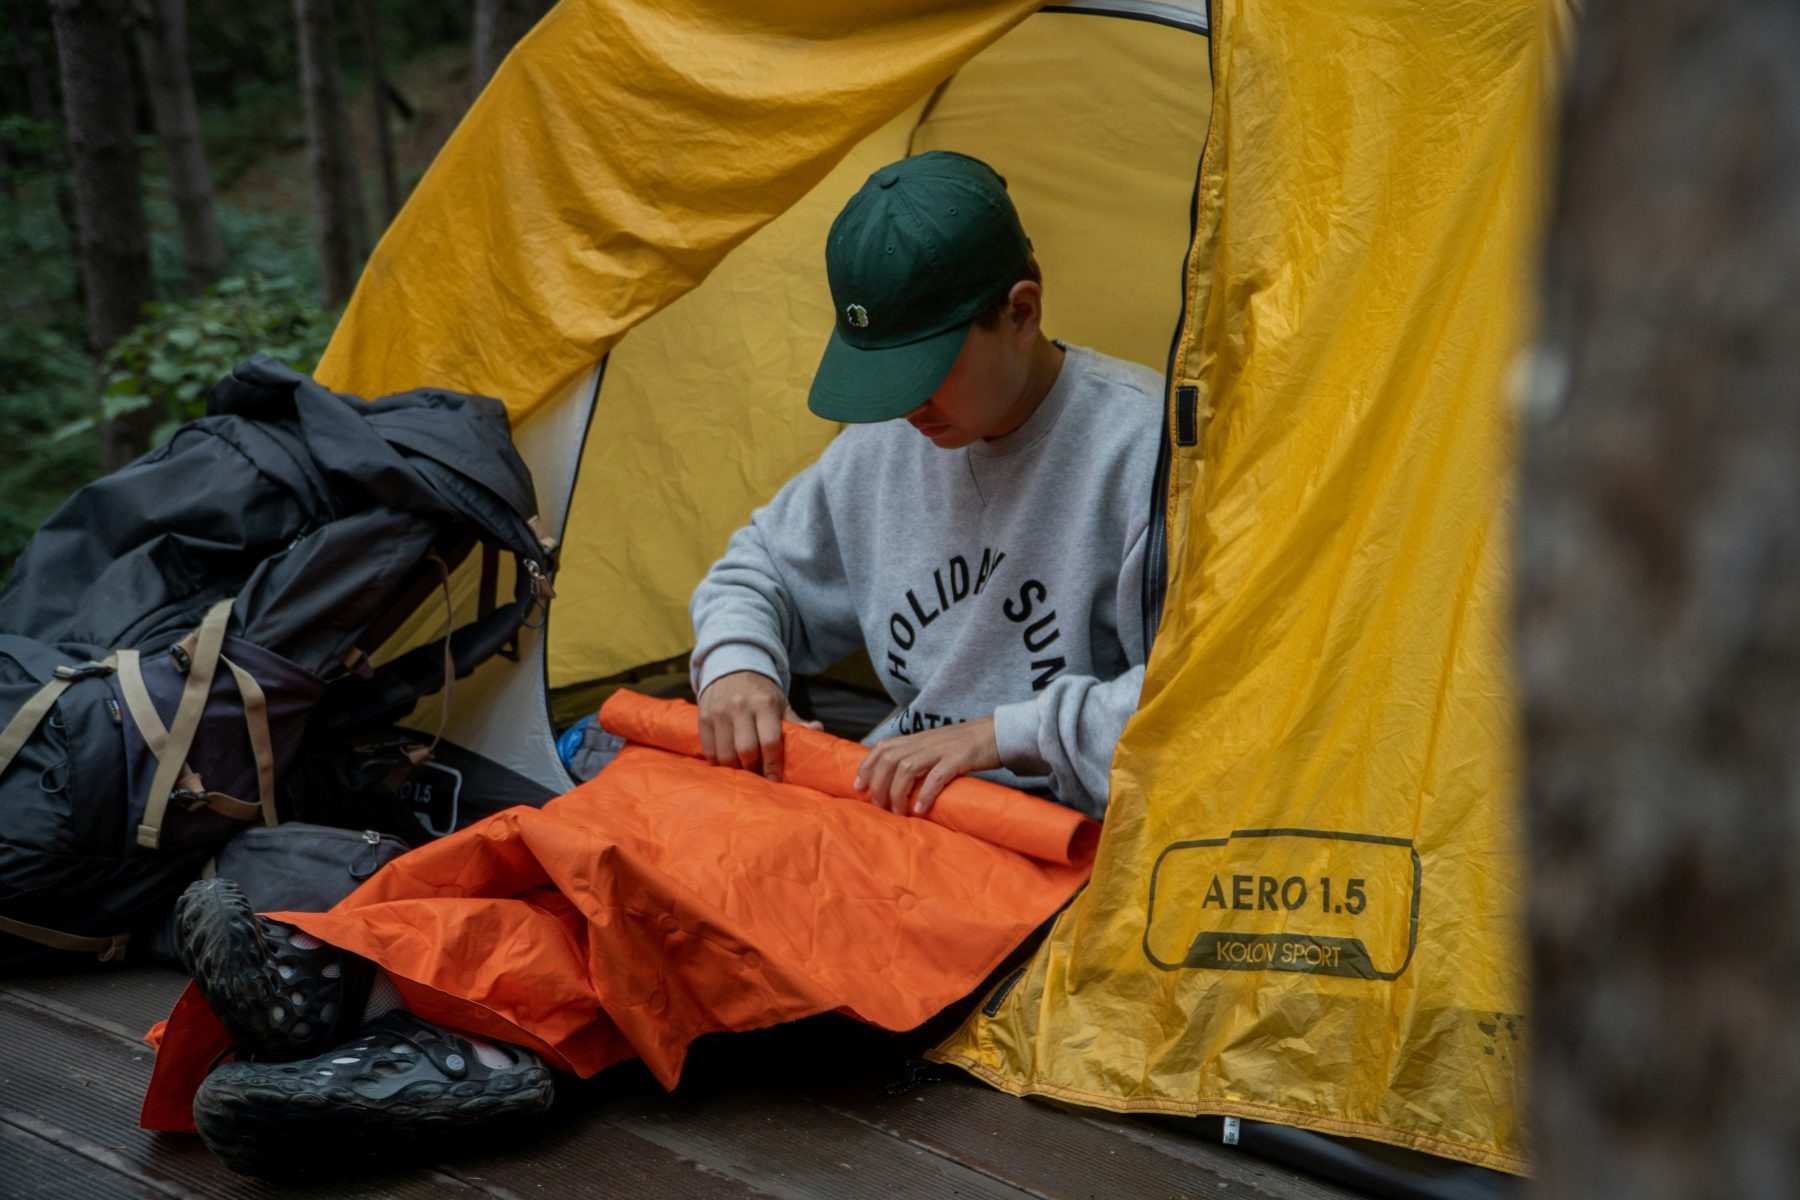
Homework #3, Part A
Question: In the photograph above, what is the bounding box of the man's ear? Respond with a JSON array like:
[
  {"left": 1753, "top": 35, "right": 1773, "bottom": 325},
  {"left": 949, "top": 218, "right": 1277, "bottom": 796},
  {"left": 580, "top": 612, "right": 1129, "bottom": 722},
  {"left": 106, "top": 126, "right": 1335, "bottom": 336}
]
[{"left": 1006, "top": 280, "right": 1044, "bottom": 344}]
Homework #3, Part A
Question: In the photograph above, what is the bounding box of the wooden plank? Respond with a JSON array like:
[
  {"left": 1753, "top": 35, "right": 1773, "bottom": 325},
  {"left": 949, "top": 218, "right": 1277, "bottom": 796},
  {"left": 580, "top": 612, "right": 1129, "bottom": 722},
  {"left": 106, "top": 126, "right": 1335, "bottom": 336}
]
[
  {"left": 611, "top": 1085, "right": 1037, "bottom": 1200},
  {"left": 669, "top": 1014, "right": 1368, "bottom": 1200},
  {"left": 0, "top": 989, "right": 496, "bottom": 1199},
  {"left": 803, "top": 1071, "right": 1359, "bottom": 1200},
  {"left": 4, "top": 969, "right": 1372, "bottom": 1199},
  {"left": 1081, "top": 1111, "right": 1379, "bottom": 1199},
  {"left": 0, "top": 1118, "right": 174, "bottom": 1200},
  {"left": 0, "top": 965, "right": 187, "bottom": 1039},
  {"left": 440, "top": 1081, "right": 781, "bottom": 1200},
  {"left": 4, "top": 972, "right": 776, "bottom": 1199}
]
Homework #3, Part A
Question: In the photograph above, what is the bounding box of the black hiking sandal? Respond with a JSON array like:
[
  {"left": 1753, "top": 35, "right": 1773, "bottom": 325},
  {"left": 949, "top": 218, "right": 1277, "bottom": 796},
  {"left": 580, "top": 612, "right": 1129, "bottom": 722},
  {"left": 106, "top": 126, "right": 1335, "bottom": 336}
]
[
  {"left": 174, "top": 877, "right": 373, "bottom": 1061},
  {"left": 192, "top": 1011, "right": 555, "bottom": 1180}
]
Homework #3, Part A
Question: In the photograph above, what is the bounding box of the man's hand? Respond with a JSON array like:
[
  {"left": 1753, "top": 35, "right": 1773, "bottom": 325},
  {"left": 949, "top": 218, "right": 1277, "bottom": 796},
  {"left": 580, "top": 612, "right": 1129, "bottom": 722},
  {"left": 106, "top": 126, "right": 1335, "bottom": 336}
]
[
  {"left": 697, "top": 670, "right": 821, "bottom": 781},
  {"left": 855, "top": 718, "right": 1001, "bottom": 817}
]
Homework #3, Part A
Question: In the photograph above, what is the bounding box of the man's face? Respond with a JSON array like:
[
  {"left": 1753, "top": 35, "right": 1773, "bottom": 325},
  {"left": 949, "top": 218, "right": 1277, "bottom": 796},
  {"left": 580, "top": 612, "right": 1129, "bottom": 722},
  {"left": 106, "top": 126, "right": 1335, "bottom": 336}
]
[{"left": 900, "top": 317, "right": 1034, "bottom": 450}]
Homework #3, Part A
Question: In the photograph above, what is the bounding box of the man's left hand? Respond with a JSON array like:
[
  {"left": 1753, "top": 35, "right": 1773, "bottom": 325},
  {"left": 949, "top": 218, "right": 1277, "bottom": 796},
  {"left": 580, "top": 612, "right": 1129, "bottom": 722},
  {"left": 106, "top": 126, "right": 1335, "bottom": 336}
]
[{"left": 854, "top": 717, "right": 1001, "bottom": 817}]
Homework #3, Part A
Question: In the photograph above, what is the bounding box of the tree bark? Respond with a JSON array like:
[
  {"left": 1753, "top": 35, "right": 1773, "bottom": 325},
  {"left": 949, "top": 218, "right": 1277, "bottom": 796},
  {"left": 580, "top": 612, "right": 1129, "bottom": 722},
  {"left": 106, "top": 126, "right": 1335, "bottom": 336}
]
[
  {"left": 471, "top": 0, "right": 543, "bottom": 93},
  {"left": 133, "top": 0, "right": 225, "bottom": 288},
  {"left": 48, "top": 0, "right": 158, "bottom": 471},
  {"left": 358, "top": 0, "right": 399, "bottom": 222},
  {"left": 294, "top": 0, "right": 368, "bottom": 307},
  {"left": 1521, "top": 1, "right": 1800, "bottom": 1197},
  {"left": 10, "top": 0, "right": 84, "bottom": 289}
]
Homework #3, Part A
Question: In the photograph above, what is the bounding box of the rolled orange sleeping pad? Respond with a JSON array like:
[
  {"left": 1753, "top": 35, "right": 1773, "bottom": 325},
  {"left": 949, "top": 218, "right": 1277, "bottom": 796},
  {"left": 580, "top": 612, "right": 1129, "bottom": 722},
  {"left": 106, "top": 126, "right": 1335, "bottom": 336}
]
[
  {"left": 611, "top": 691, "right": 1099, "bottom": 865},
  {"left": 143, "top": 691, "right": 1097, "bottom": 1131}
]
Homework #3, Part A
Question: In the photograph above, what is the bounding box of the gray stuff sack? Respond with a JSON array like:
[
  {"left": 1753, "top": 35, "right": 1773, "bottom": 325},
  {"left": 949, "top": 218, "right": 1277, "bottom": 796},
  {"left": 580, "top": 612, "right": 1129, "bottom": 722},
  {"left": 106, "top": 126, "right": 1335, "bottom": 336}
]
[{"left": 208, "top": 822, "right": 409, "bottom": 914}]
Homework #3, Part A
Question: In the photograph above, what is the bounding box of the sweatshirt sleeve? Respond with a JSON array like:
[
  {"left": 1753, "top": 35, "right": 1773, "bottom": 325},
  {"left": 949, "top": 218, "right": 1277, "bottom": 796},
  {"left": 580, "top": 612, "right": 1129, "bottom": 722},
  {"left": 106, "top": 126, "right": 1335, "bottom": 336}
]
[
  {"left": 689, "top": 452, "right": 866, "bottom": 698},
  {"left": 989, "top": 521, "right": 1151, "bottom": 819}
]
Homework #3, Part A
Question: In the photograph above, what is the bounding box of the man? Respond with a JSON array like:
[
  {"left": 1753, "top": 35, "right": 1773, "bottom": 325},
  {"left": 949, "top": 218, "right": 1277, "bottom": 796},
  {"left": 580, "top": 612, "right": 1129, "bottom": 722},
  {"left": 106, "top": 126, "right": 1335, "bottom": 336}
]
[
  {"left": 692, "top": 149, "right": 1161, "bottom": 819},
  {"left": 166, "top": 150, "right": 1162, "bottom": 1181}
]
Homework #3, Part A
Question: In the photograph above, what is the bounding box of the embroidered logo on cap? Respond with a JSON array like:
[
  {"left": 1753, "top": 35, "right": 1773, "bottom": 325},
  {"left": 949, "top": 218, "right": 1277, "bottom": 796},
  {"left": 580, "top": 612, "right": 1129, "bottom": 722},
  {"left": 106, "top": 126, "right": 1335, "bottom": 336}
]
[{"left": 845, "top": 303, "right": 869, "bottom": 328}]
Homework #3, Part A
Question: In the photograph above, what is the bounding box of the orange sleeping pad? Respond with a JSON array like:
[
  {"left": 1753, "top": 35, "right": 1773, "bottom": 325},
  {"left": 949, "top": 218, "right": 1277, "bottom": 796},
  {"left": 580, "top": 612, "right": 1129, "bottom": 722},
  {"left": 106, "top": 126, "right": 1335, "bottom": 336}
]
[{"left": 142, "top": 691, "right": 1097, "bottom": 1131}]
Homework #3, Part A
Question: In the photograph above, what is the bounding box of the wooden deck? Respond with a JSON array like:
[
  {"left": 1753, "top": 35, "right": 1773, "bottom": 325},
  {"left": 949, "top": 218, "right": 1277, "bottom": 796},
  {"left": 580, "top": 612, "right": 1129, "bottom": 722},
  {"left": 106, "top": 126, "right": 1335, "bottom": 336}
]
[{"left": 0, "top": 965, "right": 1378, "bottom": 1199}]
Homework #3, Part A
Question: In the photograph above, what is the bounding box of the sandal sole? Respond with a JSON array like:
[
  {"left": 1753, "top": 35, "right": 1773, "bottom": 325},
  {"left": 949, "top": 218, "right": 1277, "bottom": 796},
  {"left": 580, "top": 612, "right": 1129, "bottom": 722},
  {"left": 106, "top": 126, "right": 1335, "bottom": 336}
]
[
  {"left": 175, "top": 878, "right": 360, "bottom": 1060},
  {"left": 194, "top": 1058, "right": 554, "bottom": 1179}
]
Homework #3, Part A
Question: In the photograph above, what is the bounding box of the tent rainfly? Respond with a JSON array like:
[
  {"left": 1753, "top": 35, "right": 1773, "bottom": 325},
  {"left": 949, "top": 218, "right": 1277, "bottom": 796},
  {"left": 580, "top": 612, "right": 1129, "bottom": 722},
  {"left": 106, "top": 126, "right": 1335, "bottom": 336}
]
[{"left": 319, "top": 0, "right": 1567, "bottom": 1174}]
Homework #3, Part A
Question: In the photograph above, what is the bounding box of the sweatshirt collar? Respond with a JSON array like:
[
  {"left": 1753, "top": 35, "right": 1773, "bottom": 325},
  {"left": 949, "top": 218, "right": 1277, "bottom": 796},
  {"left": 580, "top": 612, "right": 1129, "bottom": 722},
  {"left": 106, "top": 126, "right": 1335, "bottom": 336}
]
[{"left": 968, "top": 342, "right": 1080, "bottom": 459}]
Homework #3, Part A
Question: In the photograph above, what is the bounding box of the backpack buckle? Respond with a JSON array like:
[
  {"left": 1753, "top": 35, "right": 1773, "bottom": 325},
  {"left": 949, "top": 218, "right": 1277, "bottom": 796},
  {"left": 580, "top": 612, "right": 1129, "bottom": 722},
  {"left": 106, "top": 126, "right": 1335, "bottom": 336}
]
[
  {"left": 52, "top": 661, "right": 114, "bottom": 681},
  {"left": 172, "top": 788, "right": 212, "bottom": 813}
]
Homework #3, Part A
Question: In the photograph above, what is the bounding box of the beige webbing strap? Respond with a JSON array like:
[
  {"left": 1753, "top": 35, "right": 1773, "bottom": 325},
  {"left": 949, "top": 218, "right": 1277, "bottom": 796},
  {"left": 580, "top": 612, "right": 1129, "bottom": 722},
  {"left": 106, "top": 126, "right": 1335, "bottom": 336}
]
[
  {"left": 0, "top": 655, "right": 117, "bottom": 780},
  {"left": 115, "top": 648, "right": 166, "bottom": 751},
  {"left": 527, "top": 514, "right": 559, "bottom": 556},
  {"left": 121, "top": 648, "right": 251, "bottom": 817},
  {"left": 0, "top": 677, "right": 73, "bottom": 778},
  {"left": 0, "top": 913, "right": 129, "bottom": 963},
  {"left": 222, "top": 656, "right": 277, "bottom": 826},
  {"left": 136, "top": 598, "right": 234, "bottom": 850}
]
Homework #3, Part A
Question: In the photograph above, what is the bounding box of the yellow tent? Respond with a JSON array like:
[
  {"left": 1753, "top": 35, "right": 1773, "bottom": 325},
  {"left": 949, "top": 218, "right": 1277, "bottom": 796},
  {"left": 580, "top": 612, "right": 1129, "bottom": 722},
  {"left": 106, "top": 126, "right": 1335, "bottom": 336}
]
[{"left": 317, "top": 0, "right": 1564, "bottom": 1174}]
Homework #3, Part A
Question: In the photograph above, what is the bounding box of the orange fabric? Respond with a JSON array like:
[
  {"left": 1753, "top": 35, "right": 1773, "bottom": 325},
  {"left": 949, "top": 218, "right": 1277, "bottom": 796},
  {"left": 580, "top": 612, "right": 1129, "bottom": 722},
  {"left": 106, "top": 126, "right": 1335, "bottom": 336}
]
[{"left": 142, "top": 692, "right": 1094, "bottom": 1132}]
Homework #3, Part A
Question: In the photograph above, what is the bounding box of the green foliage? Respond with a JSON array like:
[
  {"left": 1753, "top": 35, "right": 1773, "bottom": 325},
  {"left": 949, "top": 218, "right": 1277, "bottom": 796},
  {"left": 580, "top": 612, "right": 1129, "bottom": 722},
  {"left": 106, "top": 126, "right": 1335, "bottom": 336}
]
[
  {"left": 198, "top": 77, "right": 307, "bottom": 188},
  {"left": 0, "top": 174, "right": 83, "bottom": 344},
  {"left": 0, "top": 115, "right": 64, "bottom": 170},
  {"left": 0, "top": 325, "right": 98, "bottom": 577},
  {"left": 1, "top": 12, "right": 469, "bottom": 578},
  {"left": 217, "top": 203, "right": 320, "bottom": 292},
  {"left": 181, "top": 0, "right": 471, "bottom": 108},
  {"left": 75, "top": 276, "right": 338, "bottom": 446}
]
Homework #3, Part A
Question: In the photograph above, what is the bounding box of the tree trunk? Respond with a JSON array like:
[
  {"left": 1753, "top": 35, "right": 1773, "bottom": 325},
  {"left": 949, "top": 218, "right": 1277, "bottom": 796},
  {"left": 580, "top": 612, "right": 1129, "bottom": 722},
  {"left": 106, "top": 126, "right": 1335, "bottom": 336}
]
[
  {"left": 6, "top": 0, "right": 57, "bottom": 119},
  {"left": 294, "top": 0, "right": 368, "bottom": 307},
  {"left": 133, "top": 0, "right": 225, "bottom": 288},
  {"left": 1521, "top": 1, "right": 1800, "bottom": 1198},
  {"left": 471, "top": 0, "right": 541, "bottom": 93},
  {"left": 358, "top": 0, "right": 399, "bottom": 222},
  {"left": 48, "top": 0, "right": 158, "bottom": 471},
  {"left": 10, "top": 0, "right": 84, "bottom": 295}
]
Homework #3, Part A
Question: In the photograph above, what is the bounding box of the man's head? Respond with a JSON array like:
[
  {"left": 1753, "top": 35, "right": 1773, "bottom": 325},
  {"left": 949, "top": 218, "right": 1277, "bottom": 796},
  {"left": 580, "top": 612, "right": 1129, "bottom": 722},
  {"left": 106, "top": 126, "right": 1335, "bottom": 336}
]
[{"left": 808, "top": 152, "right": 1046, "bottom": 445}]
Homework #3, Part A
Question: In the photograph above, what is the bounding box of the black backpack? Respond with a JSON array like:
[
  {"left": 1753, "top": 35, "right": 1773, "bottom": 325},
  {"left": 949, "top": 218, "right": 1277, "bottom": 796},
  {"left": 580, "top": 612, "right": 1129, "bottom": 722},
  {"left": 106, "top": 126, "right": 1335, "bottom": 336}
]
[{"left": 0, "top": 356, "right": 556, "bottom": 970}]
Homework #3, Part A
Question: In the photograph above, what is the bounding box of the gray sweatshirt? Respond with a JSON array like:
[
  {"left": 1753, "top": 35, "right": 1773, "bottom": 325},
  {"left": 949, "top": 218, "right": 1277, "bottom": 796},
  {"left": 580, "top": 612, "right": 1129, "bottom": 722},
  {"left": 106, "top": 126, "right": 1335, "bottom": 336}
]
[{"left": 689, "top": 344, "right": 1163, "bottom": 817}]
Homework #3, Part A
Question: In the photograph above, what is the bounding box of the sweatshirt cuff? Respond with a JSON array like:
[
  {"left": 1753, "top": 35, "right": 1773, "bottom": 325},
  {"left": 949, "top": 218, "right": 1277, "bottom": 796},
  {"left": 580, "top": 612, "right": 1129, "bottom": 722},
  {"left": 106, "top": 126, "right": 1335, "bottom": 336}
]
[
  {"left": 992, "top": 699, "right": 1049, "bottom": 776},
  {"left": 693, "top": 643, "right": 786, "bottom": 697}
]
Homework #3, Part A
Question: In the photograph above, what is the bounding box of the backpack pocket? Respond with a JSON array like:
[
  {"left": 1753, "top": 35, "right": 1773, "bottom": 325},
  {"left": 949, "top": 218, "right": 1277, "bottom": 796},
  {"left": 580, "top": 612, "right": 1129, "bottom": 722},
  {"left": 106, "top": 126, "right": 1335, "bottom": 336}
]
[
  {"left": 0, "top": 648, "right": 130, "bottom": 870},
  {"left": 114, "top": 625, "right": 325, "bottom": 856}
]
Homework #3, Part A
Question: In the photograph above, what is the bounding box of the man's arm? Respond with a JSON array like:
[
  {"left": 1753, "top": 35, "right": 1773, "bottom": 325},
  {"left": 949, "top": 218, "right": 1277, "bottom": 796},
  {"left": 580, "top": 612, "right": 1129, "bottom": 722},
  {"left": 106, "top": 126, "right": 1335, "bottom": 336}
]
[
  {"left": 858, "top": 522, "right": 1152, "bottom": 819},
  {"left": 989, "top": 519, "right": 1151, "bottom": 817},
  {"left": 690, "top": 454, "right": 862, "bottom": 778},
  {"left": 990, "top": 665, "right": 1145, "bottom": 818}
]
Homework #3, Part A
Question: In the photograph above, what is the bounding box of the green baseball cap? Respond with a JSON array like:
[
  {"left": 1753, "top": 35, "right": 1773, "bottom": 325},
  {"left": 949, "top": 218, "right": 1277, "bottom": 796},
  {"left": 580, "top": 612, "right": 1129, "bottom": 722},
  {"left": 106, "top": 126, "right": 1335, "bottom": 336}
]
[{"left": 808, "top": 151, "right": 1033, "bottom": 423}]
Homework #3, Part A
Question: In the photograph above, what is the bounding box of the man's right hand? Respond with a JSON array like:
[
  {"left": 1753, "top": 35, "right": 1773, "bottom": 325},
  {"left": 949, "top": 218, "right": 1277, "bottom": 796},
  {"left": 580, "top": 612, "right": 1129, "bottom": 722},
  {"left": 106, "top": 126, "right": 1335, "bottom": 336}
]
[{"left": 696, "top": 670, "right": 821, "bottom": 781}]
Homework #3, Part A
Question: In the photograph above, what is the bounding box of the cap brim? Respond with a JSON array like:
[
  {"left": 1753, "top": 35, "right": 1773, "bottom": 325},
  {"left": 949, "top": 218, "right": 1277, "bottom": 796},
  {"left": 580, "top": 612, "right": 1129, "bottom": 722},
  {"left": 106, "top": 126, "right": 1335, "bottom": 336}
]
[{"left": 807, "top": 323, "right": 969, "bottom": 423}]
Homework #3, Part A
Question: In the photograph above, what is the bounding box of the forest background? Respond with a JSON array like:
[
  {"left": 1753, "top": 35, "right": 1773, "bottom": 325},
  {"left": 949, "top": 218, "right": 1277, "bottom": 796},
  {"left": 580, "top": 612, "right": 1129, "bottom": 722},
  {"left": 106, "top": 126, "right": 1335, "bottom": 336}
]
[{"left": 0, "top": 0, "right": 549, "bottom": 579}]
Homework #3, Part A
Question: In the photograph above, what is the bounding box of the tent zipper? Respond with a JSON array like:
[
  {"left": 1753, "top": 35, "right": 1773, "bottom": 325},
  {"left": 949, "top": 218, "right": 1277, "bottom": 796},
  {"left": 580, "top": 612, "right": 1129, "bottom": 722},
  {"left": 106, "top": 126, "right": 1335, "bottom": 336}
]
[{"left": 1144, "top": 0, "right": 1215, "bottom": 648}]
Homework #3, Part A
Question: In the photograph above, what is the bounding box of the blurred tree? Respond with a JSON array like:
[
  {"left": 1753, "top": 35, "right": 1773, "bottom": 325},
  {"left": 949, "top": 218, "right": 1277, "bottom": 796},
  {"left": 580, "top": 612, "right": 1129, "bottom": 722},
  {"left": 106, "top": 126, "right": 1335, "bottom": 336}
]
[
  {"left": 294, "top": 0, "right": 368, "bottom": 306},
  {"left": 133, "top": 0, "right": 225, "bottom": 286},
  {"left": 1522, "top": 0, "right": 1800, "bottom": 1197},
  {"left": 4, "top": 0, "right": 57, "bottom": 118},
  {"left": 48, "top": 0, "right": 157, "bottom": 471},
  {"left": 6, "top": 0, "right": 81, "bottom": 269},
  {"left": 472, "top": 0, "right": 547, "bottom": 93},
  {"left": 359, "top": 0, "right": 399, "bottom": 221}
]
